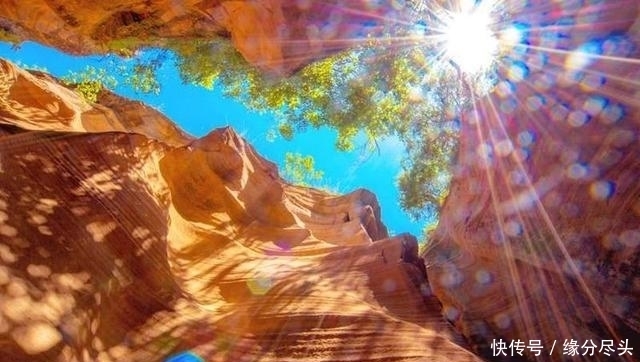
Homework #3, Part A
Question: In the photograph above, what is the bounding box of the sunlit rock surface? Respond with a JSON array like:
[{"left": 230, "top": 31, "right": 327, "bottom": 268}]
[
  {"left": 426, "top": 1, "right": 640, "bottom": 361},
  {"left": 0, "top": 59, "right": 479, "bottom": 361},
  {"left": 0, "top": 59, "right": 192, "bottom": 146},
  {"left": 3, "top": 1, "right": 640, "bottom": 361},
  {"left": 0, "top": 0, "right": 407, "bottom": 75}
]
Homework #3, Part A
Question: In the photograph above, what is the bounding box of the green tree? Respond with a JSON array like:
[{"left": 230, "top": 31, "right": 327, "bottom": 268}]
[
  {"left": 61, "top": 56, "right": 163, "bottom": 102},
  {"left": 65, "top": 24, "right": 484, "bottom": 223},
  {"left": 62, "top": 66, "right": 118, "bottom": 103},
  {"left": 282, "top": 152, "right": 324, "bottom": 187},
  {"left": 167, "top": 35, "right": 477, "bottom": 222},
  {"left": 124, "top": 63, "right": 161, "bottom": 94},
  {"left": 395, "top": 64, "right": 469, "bottom": 221}
]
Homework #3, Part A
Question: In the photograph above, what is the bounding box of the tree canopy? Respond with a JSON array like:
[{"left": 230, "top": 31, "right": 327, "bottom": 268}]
[
  {"left": 57, "top": 25, "right": 489, "bottom": 228},
  {"left": 61, "top": 56, "right": 163, "bottom": 103},
  {"left": 282, "top": 152, "right": 325, "bottom": 188},
  {"left": 62, "top": 65, "right": 118, "bottom": 103},
  {"left": 166, "top": 36, "right": 477, "bottom": 224}
]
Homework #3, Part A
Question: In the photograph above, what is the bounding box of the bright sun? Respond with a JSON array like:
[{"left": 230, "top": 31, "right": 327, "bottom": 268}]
[{"left": 443, "top": 4, "right": 498, "bottom": 74}]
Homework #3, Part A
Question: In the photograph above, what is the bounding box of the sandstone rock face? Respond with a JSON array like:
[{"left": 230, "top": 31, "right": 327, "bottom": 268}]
[
  {"left": 0, "top": 60, "right": 479, "bottom": 361},
  {"left": 425, "top": 1, "right": 640, "bottom": 361},
  {"left": 0, "top": 59, "right": 192, "bottom": 146},
  {"left": 3, "top": 1, "right": 639, "bottom": 360},
  {"left": 0, "top": 0, "right": 407, "bottom": 75}
]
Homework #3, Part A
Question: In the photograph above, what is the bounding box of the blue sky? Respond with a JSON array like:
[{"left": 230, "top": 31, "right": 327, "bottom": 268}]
[{"left": 0, "top": 41, "right": 426, "bottom": 237}]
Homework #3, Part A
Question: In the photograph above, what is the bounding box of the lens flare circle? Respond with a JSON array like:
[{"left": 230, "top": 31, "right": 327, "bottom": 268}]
[{"left": 443, "top": 8, "right": 498, "bottom": 74}]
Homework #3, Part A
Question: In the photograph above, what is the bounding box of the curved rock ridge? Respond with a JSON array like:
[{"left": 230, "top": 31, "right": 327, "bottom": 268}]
[
  {"left": 426, "top": 1, "right": 640, "bottom": 361},
  {"left": 0, "top": 59, "right": 192, "bottom": 146},
  {"left": 0, "top": 0, "right": 410, "bottom": 75},
  {"left": 0, "top": 60, "right": 479, "bottom": 361}
]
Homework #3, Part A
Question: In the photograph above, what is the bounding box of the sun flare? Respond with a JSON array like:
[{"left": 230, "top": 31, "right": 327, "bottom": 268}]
[{"left": 443, "top": 4, "right": 498, "bottom": 74}]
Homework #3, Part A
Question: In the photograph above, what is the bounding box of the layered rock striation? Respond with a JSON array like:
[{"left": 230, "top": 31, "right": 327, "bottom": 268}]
[
  {"left": 0, "top": 59, "right": 478, "bottom": 361},
  {"left": 1, "top": 0, "right": 640, "bottom": 361}
]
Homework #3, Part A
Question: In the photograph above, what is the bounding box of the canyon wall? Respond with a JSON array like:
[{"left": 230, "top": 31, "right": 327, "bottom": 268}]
[
  {"left": 425, "top": 1, "right": 640, "bottom": 361},
  {"left": 0, "top": 0, "right": 407, "bottom": 75},
  {"left": 0, "top": 59, "right": 478, "bottom": 361},
  {"left": 1, "top": 0, "right": 639, "bottom": 361}
]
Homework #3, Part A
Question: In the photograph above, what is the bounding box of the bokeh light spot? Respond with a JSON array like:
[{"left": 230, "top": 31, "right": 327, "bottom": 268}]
[
  {"left": 567, "top": 163, "right": 588, "bottom": 179},
  {"left": 513, "top": 148, "right": 530, "bottom": 162},
  {"left": 550, "top": 103, "right": 570, "bottom": 122},
  {"left": 565, "top": 41, "right": 601, "bottom": 71},
  {"left": 583, "top": 96, "right": 607, "bottom": 116},
  {"left": 477, "top": 143, "right": 493, "bottom": 161},
  {"left": 589, "top": 181, "right": 615, "bottom": 200},
  {"left": 517, "top": 131, "right": 534, "bottom": 147},
  {"left": 493, "top": 313, "right": 512, "bottom": 330},
  {"left": 440, "top": 268, "right": 464, "bottom": 288},
  {"left": 601, "top": 103, "right": 625, "bottom": 124},
  {"left": 500, "top": 23, "right": 527, "bottom": 47},
  {"left": 533, "top": 73, "right": 553, "bottom": 91},
  {"left": 495, "top": 80, "right": 514, "bottom": 98},
  {"left": 494, "top": 139, "right": 514, "bottom": 157},
  {"left": 443, "top": 305, "right": 460, "bottom": 321},
  {"left": 509, "top": 170, "right": 526, "bottom": 186},
  {"left": 580, "top": 73, "right": 606, "bottom": 91},
  {"left": 475, "top": 269, "right": 492, "bottom": 285},
  {"left": 526, "top": 95, "right": 545, "bottom": 111},
  {"left": 567, "top": 110, "right": 590, "bottom": 127},
  {"left": 506, "top": 61, "right": 529, "bottom": 83},
  {"left": 500, "top": 98, "right": 517, "bottom": 114},
  {"left": 504, "top": 220, "right": 523, "bottom": 237}
]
